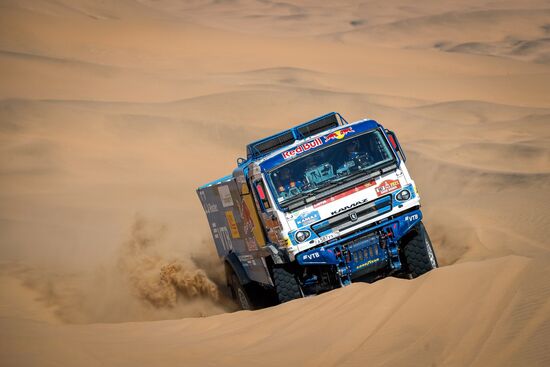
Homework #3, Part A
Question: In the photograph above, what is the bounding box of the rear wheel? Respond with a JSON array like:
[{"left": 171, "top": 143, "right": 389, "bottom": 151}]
[
  {"left": 272, "top": 265, "right": 303, "bottom": 303},
  {"left": 230, "top": 274, "right": 255, "bottom": 310},
  {"left": 401, "top": 222, "right": 438, "bottom": 278}
]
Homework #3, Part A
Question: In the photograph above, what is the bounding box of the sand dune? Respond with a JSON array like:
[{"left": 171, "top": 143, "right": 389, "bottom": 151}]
[
  {"left": 2, "top": 256, "right": 549, "bottom": 366},
  {"left": 1, "top": 0, "right": 550, "bottom": 366}
]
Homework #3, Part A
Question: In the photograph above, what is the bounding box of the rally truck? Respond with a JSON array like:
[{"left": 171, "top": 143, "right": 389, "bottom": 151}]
[{"left": 197, "top": 112, "right": 438, "bottom": 309}]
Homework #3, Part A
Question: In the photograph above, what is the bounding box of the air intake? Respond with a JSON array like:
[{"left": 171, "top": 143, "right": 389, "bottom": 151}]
[
  {"left": 246, "top": 112, "right": 347, "bottom": 160},
  {"left": 247, "top": 130, "right": 295, "bottom": 159},
  {"left": 296, "top": 113, "right": 340, "bottom": 138}
]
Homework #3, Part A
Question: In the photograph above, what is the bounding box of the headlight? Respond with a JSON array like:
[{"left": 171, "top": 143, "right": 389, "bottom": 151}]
[
  {"left": 295, "top": 230, "right": 311, "bottom": 243},
  {"left": 396, "top": 189, "right": 411, "bottom": 201}
]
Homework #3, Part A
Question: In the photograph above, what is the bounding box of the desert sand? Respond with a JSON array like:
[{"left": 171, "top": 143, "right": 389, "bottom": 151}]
[{"left": 1, "top": 0, "right": 549, "bottom": 366}]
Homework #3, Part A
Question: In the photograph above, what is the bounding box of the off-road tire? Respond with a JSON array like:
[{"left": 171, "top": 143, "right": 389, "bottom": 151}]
[
  {"left": 401, "top": 222, "right": 438, "bottom": 278},
  {"left": 272, "top": 266, "right": 302, "bottom": 304}
]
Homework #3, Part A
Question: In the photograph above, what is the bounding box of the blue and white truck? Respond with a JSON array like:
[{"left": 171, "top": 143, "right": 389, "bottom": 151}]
[{"left": 197, "top": 113, "right": 438, "bottom": 309}]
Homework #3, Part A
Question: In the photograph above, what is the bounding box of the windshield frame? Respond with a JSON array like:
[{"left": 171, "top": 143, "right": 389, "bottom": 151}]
[{"left": 264, "top": 127, "right": 398, "bottom": 212}]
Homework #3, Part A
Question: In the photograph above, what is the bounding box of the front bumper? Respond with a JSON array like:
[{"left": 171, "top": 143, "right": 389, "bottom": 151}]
[{"left": 295, "top": 208, "right": 423, "bottom": 281}]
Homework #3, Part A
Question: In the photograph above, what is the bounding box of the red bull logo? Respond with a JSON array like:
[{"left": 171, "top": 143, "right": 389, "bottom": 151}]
[
  {"left": 324, "top": 127, "right": 354, "bottom": 142},
  {"left": 282, "top": 138, "right": 323, "bottom": 159}
]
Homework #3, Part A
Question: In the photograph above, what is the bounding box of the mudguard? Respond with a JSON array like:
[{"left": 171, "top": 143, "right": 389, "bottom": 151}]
[{"left": 225, "top": 251, "right": 251, "bottom": 286}]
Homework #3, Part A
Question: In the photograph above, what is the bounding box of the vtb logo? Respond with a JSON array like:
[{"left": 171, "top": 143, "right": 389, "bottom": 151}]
[{"left": 324, "top": 127, "right": 354, "bottom": 142}]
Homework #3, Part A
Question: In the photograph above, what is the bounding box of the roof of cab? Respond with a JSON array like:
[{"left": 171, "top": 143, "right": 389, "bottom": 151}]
[{"left": 254, "top": 118, "right": 381, "bottom": 171}]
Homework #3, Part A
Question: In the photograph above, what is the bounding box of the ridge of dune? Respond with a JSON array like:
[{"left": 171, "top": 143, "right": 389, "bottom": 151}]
[{"left": 2, "top": 2, "right": 550, "bottom": 107}]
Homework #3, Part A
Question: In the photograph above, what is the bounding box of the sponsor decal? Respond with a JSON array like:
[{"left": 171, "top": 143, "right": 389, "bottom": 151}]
[
  {"left": 217, "top": 226, "right": 232, "bottom": 251},
  {"left": 263, "top": 212, "right": 281, "bottom": 244},
  {"left": 349, "top": 211, "right": 358, "bottom": 222},
  {"left": 356, "top": 258, "right": 380, "bottom": 269},
  {"left": 282, "top": 138, "right": 323, "bottom": 159},
  {"left": 405, "top": 214, "right": 419, "bottom": 222},
  {"left": 313, "top": 181, "right": 375, "bottom": 208},
  {"left": 205, "top": 202, "right": 218, "bottom": 213},
  {"left": 324, "top": 127, "right": 355, "bottom": 142},
  {"left": 302, "top": 252, "right": 321, "bottom": 261},
  {"left": 245, "top": 237, "right": 258, "bottom": 252},
  {"left": 330, "top": 198, "right": 369, "bottom": 216},
  {"left": 225, "top": 210, "right": 240, "bottom": 239},
  {"left": 218, "top": 185, "right": 234, "bottom": 207},
  {"left": 239, "top": 189, "right": 266, "bottom": 247},
  {"left": 241, "top": 199, "right": 254, "bottom": 235},
  {"left": 375, "top": 179, "right": 401, "bottom": 197},
  {"left": 238, "top": 254, "right": 254, "bottom": 262},
  {"left": 295, "top": 211, "right": 321, "bottom": 227},
  {"left": 199, "top": 191, "right": 218, "bottom": 214}
]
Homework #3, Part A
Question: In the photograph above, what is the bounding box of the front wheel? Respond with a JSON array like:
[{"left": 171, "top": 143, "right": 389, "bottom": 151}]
[
  {"left": 272, "top": 265, "right": 303, "bottom": 304},
  {"left": 401, "top": 222, "right": 438, "bottom": 278}
]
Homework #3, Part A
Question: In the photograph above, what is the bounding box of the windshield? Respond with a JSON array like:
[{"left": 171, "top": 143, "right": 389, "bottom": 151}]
[{"left": 268, "top": 129, "right": 395, "bottom": 207}]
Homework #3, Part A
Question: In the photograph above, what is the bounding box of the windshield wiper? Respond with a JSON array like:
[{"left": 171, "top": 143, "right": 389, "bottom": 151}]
[
  {"left": 339, "top": 168, "right": 379, "bottom": 184},
  {"left": 336, "top": 161, "right": 397, "bottom": 185},
  {"left": 282, "top": 161, "right": 397, "bottom": 212},
  {"left": 281, "top": 178, "right": 342, "bottom": 210},
  {"left": 280, "top": 189, "right": 317, "bottom": 210},
  {"left": 301, "top": 163, "right": 397, "bottom": 206}
]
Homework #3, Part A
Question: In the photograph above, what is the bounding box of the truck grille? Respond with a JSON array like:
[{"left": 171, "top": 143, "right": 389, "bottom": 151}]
[
  {"left": 342, "top": 233, "right": 388, "bottom": 276},
  {"left": 311, "top": 195, "right": 392, "bottom": 235}
]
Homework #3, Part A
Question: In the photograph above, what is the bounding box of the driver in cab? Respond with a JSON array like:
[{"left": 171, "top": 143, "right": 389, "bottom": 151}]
[
  {"left": 338, "top": 140, "right": 373, "bottom": 174},
  {"left": 345, "top": 140, "right": 363, "bottom": 161},
  {"left": 276, "top": 166, "right": 303, "bottom": 195}
]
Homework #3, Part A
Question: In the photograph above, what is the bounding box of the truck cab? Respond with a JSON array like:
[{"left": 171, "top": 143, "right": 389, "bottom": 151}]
[{"left": 197, "top": 113, "right": 437, "bottom": 309}]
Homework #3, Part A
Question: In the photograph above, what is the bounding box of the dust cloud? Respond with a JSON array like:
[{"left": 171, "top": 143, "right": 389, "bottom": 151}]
[
  {"left": 117, "top": 216, "right": 221, "bottom": 309},
  {"left": 4, "top": 216, "right": 233, "bottom": 324}
]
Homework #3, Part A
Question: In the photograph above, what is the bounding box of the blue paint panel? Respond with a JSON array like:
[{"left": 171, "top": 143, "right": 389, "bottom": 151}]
[
  {"left": 289, "top": 228, "right": 322, "bottom": 246},
  {"left": 295, "top": 210, "right": 423, "bottom": 276},
  {"left": 297, "top": 247, "right": 339, "bottom": 265},
  {"left": 394, "top": 210, "right": 422, "bottom": 239},
  {"left": 296, "top": 232, "right": 389, "bottom": 276},
  {"left": 392, "top": 184, "right": 416, "bottom": 207},
  {"left": 380, "top": 209, "right": 422, "bottom": 242},
  {"left": 375, "top": 195, "right": 392, "bottom": 206}
]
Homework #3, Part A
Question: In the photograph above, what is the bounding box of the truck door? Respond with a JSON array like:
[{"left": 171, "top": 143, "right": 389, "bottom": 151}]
[
  {"left": 236, "top": 179, "right": 273, "bottom": 286},
  {"left": 251, "top": 178, "right": 283, "bottom": 246}
]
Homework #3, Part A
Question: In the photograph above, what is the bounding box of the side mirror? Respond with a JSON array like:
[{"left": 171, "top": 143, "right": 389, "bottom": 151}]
[{"left": 385, "top": 130, "right": 407, "bottom": 162}]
